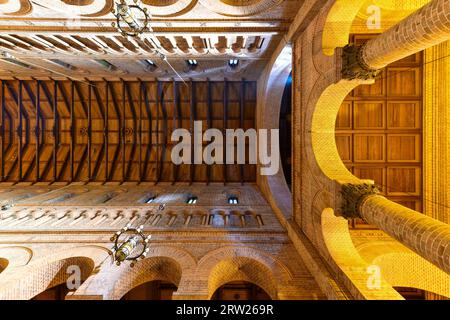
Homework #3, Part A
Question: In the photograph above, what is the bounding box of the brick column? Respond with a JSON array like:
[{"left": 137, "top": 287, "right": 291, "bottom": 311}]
[
  {"left": 360, "top": 195, "right": 450, "bottom": 275},
  {"left": 343, "top": 0, "right": 450, "bottom": 79},
  {"left": 362, "top": 0, "right": 450, "bottom": 70}
]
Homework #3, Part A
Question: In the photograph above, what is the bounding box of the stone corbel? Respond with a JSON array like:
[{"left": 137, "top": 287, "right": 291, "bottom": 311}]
[
  {"left": 340, "top": 183, "right": 380, "bottom": 219},
  {"left": 341, "top": 44, "right": 381, "bottom": 80}
]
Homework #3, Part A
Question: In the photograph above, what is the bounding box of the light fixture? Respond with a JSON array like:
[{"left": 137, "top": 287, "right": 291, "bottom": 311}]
[
  {"left": 228, "top": 59, "right": 239, "bottom": 68},
  {"left": 146, "top": 196, "right": 156, "bottom": 204},
  {"left": 228, "top": 196, "right": 239, "bottom": 205},
  {"left": 111, "top": 0, "right": 150, "bottom": 38},
  {"left": 187, "top": 196, "right": 198, "bottom": 204},
  {"left": 110, "top": 224, "right": 151, "bottom": 267},
  {"left": 143, "top": 59, "right": 157, "bottom": 71},
  {"left": 186, "top": 59, "right": 198, "bottom": 70}
]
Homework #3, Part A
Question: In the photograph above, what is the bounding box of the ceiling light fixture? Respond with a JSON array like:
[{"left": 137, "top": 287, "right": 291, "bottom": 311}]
[
  {"left": 228, "top": 59, "right": 239, "bottom": 68},
  {"left": 111, "top": 0, "right": 150, "bottom": 38}
]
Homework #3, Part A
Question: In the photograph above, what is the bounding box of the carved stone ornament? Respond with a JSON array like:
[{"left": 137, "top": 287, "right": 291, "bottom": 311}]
[
  {"left": 341, "top": 44, "right": 381, "bottom": 80},
  {"left": 340, "top": 183, "right": 380, "bottom": 219}
]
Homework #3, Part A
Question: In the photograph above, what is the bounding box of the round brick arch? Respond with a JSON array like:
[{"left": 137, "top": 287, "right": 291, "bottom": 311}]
[
  {"left": 110, "top": 245, "right": 196, "bottom": 300},
  {"left": 111, "top": 257, "right": 182, "bottom": 300},
  {"left": 0, "top": 256, "right": 95, "bottom": 300},
  {"left": 198, "top": 246, "right": 292, "bottom": 299},
  {"left": 0, "top": 245, "right": 108, "bottom": 300},
  {"left": 0, "top": 246, "right": 33, "bottom": 268}
]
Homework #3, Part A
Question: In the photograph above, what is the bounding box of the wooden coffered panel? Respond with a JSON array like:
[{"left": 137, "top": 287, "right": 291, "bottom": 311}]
[
  {"left": 0, "top": 78, "right": 257, "bottom": 184},
  {"left": 336, "top": 35, "right": 423, "bottom": 229},
  {"left": 0, "top": 0, "right": 304, "bottom": 79}
]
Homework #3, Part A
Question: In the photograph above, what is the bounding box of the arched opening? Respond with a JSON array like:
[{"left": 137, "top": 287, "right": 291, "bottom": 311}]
[
  {"left": 121, "top": 280, "right": 178, "bottom": 300},
  {"left": 112, "top": 256, "right": 182, "bottom": 300},
  {"left": 8, "top": 256, "right": 96, "bottom": 300},
  {"left": 207, "top": 257, "right": 278, "bottom": 300},
  {"left": 279, "top": 72, "right": 292, "bottom": 190},
  {"left": 0, "top": 258, "right": 8, "bottom": 273},
  {"left": 211, "top": 281, "right": 271, "bottom": 300}
]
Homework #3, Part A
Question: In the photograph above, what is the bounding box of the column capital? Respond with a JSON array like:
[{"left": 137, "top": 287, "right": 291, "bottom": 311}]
[
  {"left": 340, "top": 183, "right": 380, "bottom": 219},
  {"left": 341, "top": 44, "right": 381, "bottom": 80}
]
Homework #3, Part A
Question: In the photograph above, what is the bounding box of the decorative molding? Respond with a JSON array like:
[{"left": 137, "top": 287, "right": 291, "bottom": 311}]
[
  {"left": 341, "top": 44, "right": 381, "bottom": 80},
  {"left": 340, "top": 183, "right": 380, "bottom": 219}
]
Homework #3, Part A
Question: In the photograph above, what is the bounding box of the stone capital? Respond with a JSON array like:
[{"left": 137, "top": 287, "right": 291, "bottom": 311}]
[
  {"left": 341, "top": 44, "right": 381, "bottom": 80},
  {"left": 340, "top": 183, "right": 380, "bottom": 219}
]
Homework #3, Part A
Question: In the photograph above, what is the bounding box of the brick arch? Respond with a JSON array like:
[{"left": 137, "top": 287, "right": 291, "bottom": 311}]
[
  {"left": 29, "top": 245, "right": 110, "bottom": 267},
  {"left": 0, "top": 246, "right": 33, "bottom": 267},
  {"left": 198, "top": 246, "right": 293, "bottom": 299},
  {"left": 357, "top": 242, "right": 450, "bottom": 298},
  {"left": 322, "top": 0, "right": 366, "bottom": 55},
  {"left": 207, "top": 256, "right": 277, "bottom": 299},
  {"left": 0, "top": 256, "right": 95, "bottom": 300},
  {"left": 111, "top": 256, "right": 182, "bottom": 300}
]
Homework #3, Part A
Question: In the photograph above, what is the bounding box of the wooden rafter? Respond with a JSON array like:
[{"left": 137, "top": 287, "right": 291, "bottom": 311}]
[
  {"left": 142, "top": 81, "right": 152, "bottom": 182},
  {"left": 40, "top": 81, "right": 58, "bottom": 182},
  {"left": 189, "top": 80, "right": 195, "bottom": 185},
  {"left": 240, "top": 79, "right": 245, "bottom": 185},
  {"left": 206, "top": 79, "right": 212, "bottom": 185},
  {"left": 223, "top": 79, "right": 228, "bottom": 185},
  {"left": 108, "top": 82, "right": 121, "bottom": 181},
  {"left": 124, "top": 81, "right": 137, "bottom": 181}
]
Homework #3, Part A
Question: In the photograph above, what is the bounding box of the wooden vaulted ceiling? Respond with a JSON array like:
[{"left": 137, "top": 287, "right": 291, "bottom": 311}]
[
  {"left": 0, "top": 0, "right": 304, "bottom": 80},
  {"left": 0, "top": 78, "right": 257, "bottom": 184}
]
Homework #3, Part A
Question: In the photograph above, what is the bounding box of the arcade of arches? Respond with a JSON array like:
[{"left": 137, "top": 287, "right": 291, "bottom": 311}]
[{"left": 0, "top": 0, "right": 449, "bottom": 300}]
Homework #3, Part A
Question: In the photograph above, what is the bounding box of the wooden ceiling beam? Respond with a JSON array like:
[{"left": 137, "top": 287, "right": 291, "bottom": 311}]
[
  {"left": 73, "top": 81, "right": 88, "bottom": 118},
  {"left": 223, "top": 79, "right": 228, "bottom": 185},
  {"left": 121, "top": 80, "right": 125, "bottom": 182},
  {"left": 87, "top": 81, "right": 92, "bottom": 180},
  {"left": 124, "top": 81, "right": 137, "bottom": 181},
  {"left": 40, "top": 81, "right": 59, "bottom": 182},
  {"left": 108, "top": 82, "right": 121, "bottom": 181},
  {"left": 240, "top": 79, "right": 245, "bottom": 185},
  {"left": 189, "top": 80, "right": 195, "bottom": 186},
  {"left": 172, "top": 79, "right": 180, "bottom": 185},
  {"left": 142, "top": 81, "right": 152, "bottom": 182},
  {"left": 0, "top": 81, "right": 4, "bottom": 180},
  {"left": 138, "top": 80, "right": 143, "bottom": 182},
  {"left": 157, "top": 82, "right": 167, "bottom": 184},
  {"left": 104, "top": 81, "right": 109, "bottom": 182},
  {"left": 155, "top": 80, "right": 161, "bottom": 185},
  {"left": 55, "top": 81, "right": 71, "bottom": 117},
  {"left": 69, "top": 81, "right": 75, "bottom": 181},
  {"left": 206, "top": 79, "right": 212, "bottom": 186}
]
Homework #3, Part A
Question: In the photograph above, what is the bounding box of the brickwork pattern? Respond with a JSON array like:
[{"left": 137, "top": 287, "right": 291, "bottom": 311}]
[{"left": 362, "top": 0, "right": 450, "bottom": 69}]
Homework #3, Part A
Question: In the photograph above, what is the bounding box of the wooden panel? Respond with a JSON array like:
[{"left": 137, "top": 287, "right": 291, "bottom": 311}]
[
  {"left": 387, "top": 101, "right": 421, "bottom": 129},
  {"left": 354, "top": 101, "right": 385, "bottom": 129},
  {"left": 387, "top": 167, "right": 421, "bottom": 196},
  {"left": 335, "top": 134, "right": 352, "bottom": 162},
  {"left": 387, "top": 134, "right": 421, "bottom": 162},
  {"left": 387, "top": 68, "right": 421, "bottom": 97},
  {"left": 354, "top": 134, "right": 385, "bottom": 162},
  {"left": 354, "top": 73, "right": 385, "bottom": 97},
  {"left": 336, "top": 101, "right": 352, "bottom": 129}
]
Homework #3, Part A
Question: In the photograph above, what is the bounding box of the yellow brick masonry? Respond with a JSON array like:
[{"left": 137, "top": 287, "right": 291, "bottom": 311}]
[{"left": 362, "top": 0, "right": 450, "bottom": 70}]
